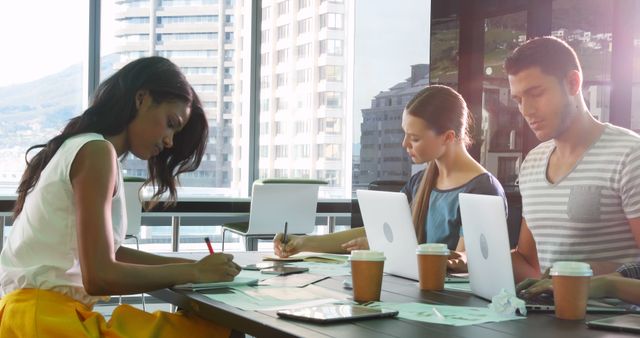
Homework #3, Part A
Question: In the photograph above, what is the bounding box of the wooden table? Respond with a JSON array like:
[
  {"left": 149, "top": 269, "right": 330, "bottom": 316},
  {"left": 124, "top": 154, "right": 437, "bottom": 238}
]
[{"left": 150, "top": 252, "right": 636, "bottom": 338}]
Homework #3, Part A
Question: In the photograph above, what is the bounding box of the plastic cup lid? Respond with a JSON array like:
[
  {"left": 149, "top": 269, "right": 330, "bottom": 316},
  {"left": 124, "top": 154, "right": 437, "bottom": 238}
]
[
  {"left": 416, "top": 243, "right": 450, "bottom": 255},
  {"left": 550, "top": 261, "right": 593, "bottom": 277},
  {"left": 349, "top": 250, "right": 386, "bottom": 261}
]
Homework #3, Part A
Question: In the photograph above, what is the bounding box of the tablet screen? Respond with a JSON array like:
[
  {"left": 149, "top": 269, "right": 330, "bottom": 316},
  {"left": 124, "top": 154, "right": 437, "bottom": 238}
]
[
  {"left": 277, "top": 305, "right": 398, "bottom": 323},
  {"left": 587, "top": 314, "right": 640, "bottom": 333}
]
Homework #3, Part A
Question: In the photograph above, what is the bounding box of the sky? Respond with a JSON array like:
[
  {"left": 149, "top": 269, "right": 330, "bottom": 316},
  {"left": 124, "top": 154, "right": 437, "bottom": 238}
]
[
  {"left": 353, "top": 0, "right": 431, "bottom": 137},
  {"left": 0, "top": 0, "right": 118, "bottom": 87}
]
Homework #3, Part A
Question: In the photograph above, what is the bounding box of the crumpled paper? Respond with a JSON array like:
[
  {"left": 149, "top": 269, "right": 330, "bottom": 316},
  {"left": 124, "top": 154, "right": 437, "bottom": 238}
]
[{"left": 488, "top": 288, "right": 527, "bottom": 316}]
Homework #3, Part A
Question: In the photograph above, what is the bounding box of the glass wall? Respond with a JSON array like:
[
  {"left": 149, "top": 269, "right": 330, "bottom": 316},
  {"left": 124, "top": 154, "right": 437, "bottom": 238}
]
[
  {"left": 352, "top": 0, "right": 430, "bottom": 195},
  {"left": 100, "top": 0, "right": 253, "bottom": 251},
  {"left": 256, "top": 0, "right": 430, "bottom": 199},
  {"left": 101, "top": 0, "right": 251, "bottom": 199},
  {"left": 633, "top": 1, "right": 640, "bottom": 133},
  {"left": 429, "top": 17, "right": 459, "bottom": 89},
  {"left": 552, "top": 0, "right": 613, "bottom": 123},
  {"left": 481, "top": 11, "right": 526, "bottom": 189},
  {"left": 0, "top": 1, "right": 89, "bottom": 194}
]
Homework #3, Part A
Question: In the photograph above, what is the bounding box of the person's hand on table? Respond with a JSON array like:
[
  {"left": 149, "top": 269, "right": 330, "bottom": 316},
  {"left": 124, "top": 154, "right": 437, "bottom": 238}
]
[
  {"left": 516, "top": 267, "right": 551, "bottom": 300},
  {"left": 340, "top": 236, "right": 369, "bottom": 252},
  {"left": 447, "top": 251, "right": 468, "bottom": 273}
]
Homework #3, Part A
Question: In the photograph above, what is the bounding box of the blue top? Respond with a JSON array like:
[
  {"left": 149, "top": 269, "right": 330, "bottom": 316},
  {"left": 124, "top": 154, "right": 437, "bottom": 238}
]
[{"left": 400, "top": 170, "right": 506, "bottom": 250}]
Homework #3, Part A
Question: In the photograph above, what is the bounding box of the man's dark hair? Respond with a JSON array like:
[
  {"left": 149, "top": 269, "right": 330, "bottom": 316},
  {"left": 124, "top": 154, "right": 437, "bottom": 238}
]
[{"left": 504, "top": 36, "right": 582, "bottom": 80}]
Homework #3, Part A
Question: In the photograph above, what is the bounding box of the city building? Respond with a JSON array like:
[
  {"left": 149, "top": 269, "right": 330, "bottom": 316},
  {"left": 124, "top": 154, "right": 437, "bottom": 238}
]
[
  {"left": 257, "top": 0, "right": 351, "bottom": 197},
  {"left": 114, "top": 0, "right": 239, "bottom": 188},
  {"left": 356, "top": 64, "right": 429, "bottom": 187}
]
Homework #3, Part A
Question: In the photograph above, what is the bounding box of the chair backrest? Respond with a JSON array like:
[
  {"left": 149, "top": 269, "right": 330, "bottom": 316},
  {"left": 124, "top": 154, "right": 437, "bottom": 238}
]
[
  {"left": 245, "top": 179, "right": 325, "bottom": 235},
  {"left": 367, "top": 180, "right": 407, "bottom": 192},
  {"left": 123, "top": 177, "right": 145, "bottom": 236},
  {"left": 505, "top": 190, "right": 523, "bottom": 249}
]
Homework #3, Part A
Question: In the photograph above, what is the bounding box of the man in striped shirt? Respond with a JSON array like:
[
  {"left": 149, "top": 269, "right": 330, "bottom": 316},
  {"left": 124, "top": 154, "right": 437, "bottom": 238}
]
[{"left": 505, "top": 36, "right": 640, "bottom": 284}]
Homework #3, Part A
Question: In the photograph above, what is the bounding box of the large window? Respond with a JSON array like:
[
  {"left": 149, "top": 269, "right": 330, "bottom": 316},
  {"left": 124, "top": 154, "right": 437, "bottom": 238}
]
[
  {"left": 1, "top": 0, "right": 431, "bottom": 249},
  {"left": 631, "top": 1, "right": 640, "bottom": 132},
  {"left": 101, "top": 0, "right": 251, "bottom": 196},
  {"left": 481, "top": 11, "right": 527, "bottom": 188},
  {"left": 430, "top": 16, "right": 459, "bottom": 88},
  {"left": 0, "top": 0, "right": 88, "bottom": 191},
  {"left": 352, "top": 0, "right": 430, "bottom": 192},
  {"left": 259, "top": 0, "right": 353, "bottom": 198},
  {"left": 552, "top": 0, "right": 613, "bottom": 123}
]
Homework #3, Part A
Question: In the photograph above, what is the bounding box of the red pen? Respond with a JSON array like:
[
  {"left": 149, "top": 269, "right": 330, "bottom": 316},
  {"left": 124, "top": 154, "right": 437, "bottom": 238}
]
[{"left": 204, "top": 237, "right": 214, "bottom": 255}]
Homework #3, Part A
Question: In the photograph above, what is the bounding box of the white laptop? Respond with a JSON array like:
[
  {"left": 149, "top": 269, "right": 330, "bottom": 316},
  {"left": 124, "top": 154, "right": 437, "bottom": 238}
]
[
  {"left": 247, "top": 182, "right": 320, "bottom": 235},
  {"left": 356, "top": 190, "right": 421, "bottom": 280},
  {"left": 459, "top": 193, "right": 634, "bottom": 313},
  {"left": 458, "top": 193, "right": 515, "bottom": 300}
]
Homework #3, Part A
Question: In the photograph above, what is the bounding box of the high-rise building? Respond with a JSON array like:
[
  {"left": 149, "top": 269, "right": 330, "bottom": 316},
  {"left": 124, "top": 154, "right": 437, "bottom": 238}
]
[
  {"left": 257, "top": 0, "right": 351, "bottom": 197},
  {"left": 114, "top": 0, "right": 352, "bottom": 196},
  {"left": 356, "top": 64, "right": 429, "bottom": 187},
  {"left": 113, "top": 0, "right": 239, "bottom": 188}
]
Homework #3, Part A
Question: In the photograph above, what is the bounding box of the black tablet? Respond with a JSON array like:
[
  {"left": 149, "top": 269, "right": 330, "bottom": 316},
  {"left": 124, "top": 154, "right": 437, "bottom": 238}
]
[
  {"left": 242, "top": 262, "right": 278, "bottom": 271},
  {"left": 261, "top": 266, "right": 309, "bottom": 276},
  {"left": 586, "top": 314, "right": 640, "bottom": 333},
  {"left": 277, "top": 304, "right": 399, "bottom": 324}
]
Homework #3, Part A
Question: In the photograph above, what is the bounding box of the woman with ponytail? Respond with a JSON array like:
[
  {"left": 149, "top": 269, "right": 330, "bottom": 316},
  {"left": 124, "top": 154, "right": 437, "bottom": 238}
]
[
  {"left": 0, "top": 57, "right": 238, "bottom": 337},
  {"left": 273, "top": 85, "right": 506, "bottom": 272}
]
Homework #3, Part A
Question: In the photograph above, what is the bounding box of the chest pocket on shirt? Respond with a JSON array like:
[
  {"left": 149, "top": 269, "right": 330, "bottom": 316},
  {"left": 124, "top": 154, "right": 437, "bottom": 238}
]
[{"left": 567, "top": 186, "right": 602, "bottom": 222}]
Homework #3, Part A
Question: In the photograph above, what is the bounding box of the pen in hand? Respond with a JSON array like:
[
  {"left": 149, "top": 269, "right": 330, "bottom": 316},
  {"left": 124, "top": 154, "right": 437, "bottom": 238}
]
[
  {"left": 204, "top": 237, "right": 214, "bottom": 255},
  {"left": 282, "top": 221, "right": 289, "bottom": 253}
]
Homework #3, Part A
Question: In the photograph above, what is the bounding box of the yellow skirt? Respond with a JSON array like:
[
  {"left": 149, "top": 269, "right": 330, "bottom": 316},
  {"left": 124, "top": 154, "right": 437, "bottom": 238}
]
[{"left": 0, "top": 288, "right": 230, "bottom": 338}]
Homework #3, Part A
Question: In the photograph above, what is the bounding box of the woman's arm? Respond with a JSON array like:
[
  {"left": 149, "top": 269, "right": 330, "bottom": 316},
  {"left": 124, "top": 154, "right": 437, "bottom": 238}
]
[
  {"left": 274, "top": 227, "right": 366, "bottom": 257},
  {"left": 590, "top": 274, "right": 640, "bottom": 304},
  {"left": 115, "top": 246, "right": 194, "bottom": 264},
  {"left": 72, "top": 141, "right": 239, "bottom": 296}
]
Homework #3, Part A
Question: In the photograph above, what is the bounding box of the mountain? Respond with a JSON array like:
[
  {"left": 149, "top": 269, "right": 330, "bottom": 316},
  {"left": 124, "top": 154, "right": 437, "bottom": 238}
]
[{"left": 0, "top": 54, "right": 119, "bottom": 149}]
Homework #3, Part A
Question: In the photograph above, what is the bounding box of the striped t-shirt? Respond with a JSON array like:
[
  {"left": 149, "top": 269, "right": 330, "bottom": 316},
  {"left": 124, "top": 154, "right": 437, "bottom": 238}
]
[{"left": 519, "top": 123, "right": 640, "bottom": 271}]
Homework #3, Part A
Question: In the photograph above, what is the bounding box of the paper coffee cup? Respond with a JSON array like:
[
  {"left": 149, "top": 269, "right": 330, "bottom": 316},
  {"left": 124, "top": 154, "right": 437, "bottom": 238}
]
[
  {"left": 416, "top": 244, "right": 449, "bottom": 291},
  {"left": 550, "top": 261, "right": 592, "bottom": 320},
  {"left": 349, "top": 250, "right": 385, "bottom": 302}
]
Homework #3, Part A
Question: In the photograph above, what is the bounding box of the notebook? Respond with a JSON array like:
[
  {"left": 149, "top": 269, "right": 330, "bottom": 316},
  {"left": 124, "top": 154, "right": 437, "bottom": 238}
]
[{"left": 174, "top": 275, "right": 259, "bottom": 291}]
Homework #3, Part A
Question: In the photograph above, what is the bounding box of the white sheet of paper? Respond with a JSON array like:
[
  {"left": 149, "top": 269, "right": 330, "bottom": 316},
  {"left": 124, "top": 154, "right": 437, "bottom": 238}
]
[
  {"left": 369, "top": 302, "right": 524, "bottom": 326},
  {"left": 204, "top": 284, "right": 350, "bottom": 311}
]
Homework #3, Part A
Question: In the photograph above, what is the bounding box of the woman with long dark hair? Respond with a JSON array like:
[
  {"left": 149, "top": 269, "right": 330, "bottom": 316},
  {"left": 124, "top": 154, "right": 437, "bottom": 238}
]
[{"left": 0, "top": 57, "right": 238, "bottom": 337}]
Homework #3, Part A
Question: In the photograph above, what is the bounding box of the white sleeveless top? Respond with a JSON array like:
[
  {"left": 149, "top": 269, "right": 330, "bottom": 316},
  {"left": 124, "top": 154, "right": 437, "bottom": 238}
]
[{"left": 0, "top": 133, "right": 127, "bottom": 307}]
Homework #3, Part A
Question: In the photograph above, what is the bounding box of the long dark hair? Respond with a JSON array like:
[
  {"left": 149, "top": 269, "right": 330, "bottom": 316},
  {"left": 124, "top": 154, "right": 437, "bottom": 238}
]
[
  {"left": 406, "top": 85, "right": 472, "bottom": 243},
  {"left": 14, "top": 56, "right": 208, "bottom": 217}
]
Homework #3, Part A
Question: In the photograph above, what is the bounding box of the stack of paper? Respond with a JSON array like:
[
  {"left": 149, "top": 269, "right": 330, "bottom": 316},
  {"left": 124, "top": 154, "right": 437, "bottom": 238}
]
[
  {"left": 262, "top": 252, "right": 349, "bottom": 264},
  {"left": 204, "top": 284, "right": 350, "bottom": 311},
  {"left": 368, "top": 302, "right": 524, "bottom": 326}
]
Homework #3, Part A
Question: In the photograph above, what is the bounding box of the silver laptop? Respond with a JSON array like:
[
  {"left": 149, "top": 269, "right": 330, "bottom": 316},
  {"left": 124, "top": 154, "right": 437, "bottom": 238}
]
[
  {"left": 356, "top": 190, "right": 420, "bottom": 280},
  {"left": 459, "top": 193, "right": 634, "bottom": 313},
  {"left": 458, "top": 193, "right": 515, "bottom": 300},
  {"left": 247, "top": 182, "right": 319, "bottom": 235}
]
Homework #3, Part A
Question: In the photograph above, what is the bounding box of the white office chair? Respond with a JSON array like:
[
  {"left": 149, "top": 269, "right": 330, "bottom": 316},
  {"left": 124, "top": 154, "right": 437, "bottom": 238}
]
[
  {"left": 123, "top": 177, "right": 145, "bottom": 240},
  {"left": 221, "top": 179, "right": 327, "bottom": 251},
  {"left": 122, "top": 176, "right": 146, "bottom": 310}
]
